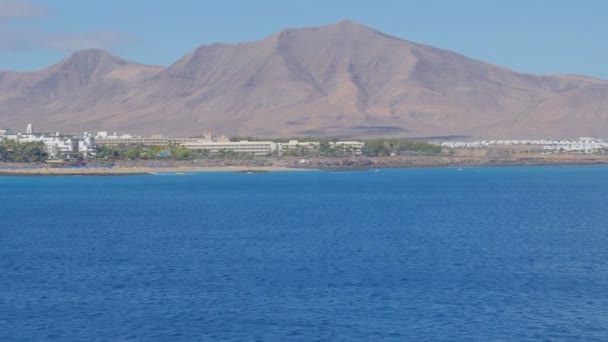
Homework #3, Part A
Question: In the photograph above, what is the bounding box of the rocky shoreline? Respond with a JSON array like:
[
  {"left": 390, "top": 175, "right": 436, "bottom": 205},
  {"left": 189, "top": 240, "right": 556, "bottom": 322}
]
[
  {"left": 290, "top": 154, "right": 608, "bottom": 170},
  {"left": 2, "top": 153, "right": 608, "bottom": 176}
]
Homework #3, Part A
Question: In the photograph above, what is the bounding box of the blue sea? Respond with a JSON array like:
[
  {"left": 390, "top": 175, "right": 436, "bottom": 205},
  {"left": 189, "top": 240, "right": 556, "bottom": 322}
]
[{"left": 1, "top": 166, "right": 608, "bottom": 341}]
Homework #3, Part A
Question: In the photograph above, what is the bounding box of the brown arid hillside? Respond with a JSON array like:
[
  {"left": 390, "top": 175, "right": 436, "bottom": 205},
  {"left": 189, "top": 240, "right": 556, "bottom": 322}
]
[{"left": 1, "top": 20, "right": 608, "bottom": 138}]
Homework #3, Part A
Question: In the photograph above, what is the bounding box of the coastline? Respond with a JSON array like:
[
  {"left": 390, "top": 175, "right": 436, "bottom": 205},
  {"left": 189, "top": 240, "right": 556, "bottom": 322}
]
[
  {"left": 2, "top": 154, "right": 608, "bottom": 176},
  {"left": 0, "top": 165, "right": 306, "bottom": 176}
]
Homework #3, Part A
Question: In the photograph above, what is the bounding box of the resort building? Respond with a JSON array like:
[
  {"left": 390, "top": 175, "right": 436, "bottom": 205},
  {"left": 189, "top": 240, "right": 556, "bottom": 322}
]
[
  {"left": 277, "top": 140, "right": 321, "bottom": 155},
  {"left": 1, "top": 124, "right": 95, "bottom": 159},
  {"left": 95, "top": 132, "right": 171, "bottom": 147},
  {"left": 78, "top": 132, "right": 97, "bottom": 157},
  {"left": 329, "top": 141, "right": 365, "bottom": 154},
  {"left": 439, "top": 138, "right": 608, "bottom": 154},
  {"left": 95, "top": 131, "right": 281, "bottom": 156},
  {"left": 276, "top": 140, "right": 365, "bottom": 155},
  {"left": 180, "top": 140, "right": 278, "bottom": 156},
  {"left": 95, "top": 136, "right": 171, "bottom": 147}
]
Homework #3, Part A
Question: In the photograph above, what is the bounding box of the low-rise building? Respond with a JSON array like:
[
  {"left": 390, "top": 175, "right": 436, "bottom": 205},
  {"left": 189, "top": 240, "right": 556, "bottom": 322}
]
[
  {"left": 277, "top": 140, "right": 320, "bottom": 155},
  {"left": 180, "top": 140, "right": 277, "bottom": 155},
  {"left": 14, "top": 133, "right": 79, "bottom": 158},
  {"left": 78, "top": 132, "right": 96, "bottom": 157},
  {"left": 277, "top": 140, "right": 364, "bottom": 155},
  {"left": 95, "top": 134, "right": 170, "bottom": 147},
  {"left": 330, "top": 141, "right": 365, "bottom": 154},
  {"left": 440, "top": 137, "right": 608, "bottom": 154},
  {"left": 2, "top": 124, "right": 95, "bottom": 159}
]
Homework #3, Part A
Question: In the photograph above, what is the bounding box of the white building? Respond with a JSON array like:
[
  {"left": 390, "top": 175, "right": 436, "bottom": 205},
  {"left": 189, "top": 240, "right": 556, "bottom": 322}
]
[
  {"left": 95, "top": 131, "right": 281, "bottom": 156},
  {"left": 440, "top": 137, "right": 608, "bottom": 154},
  {"left": 330, "top": 141, "right": 365, "bottom": 154},
  {"left": 180, "top": 140, "right": 278, "bottom": 156},
  {"left": 96, "top": 136, "right": 171, "bottom": 147},
  {"left": 277, "top": 140, "right": 320, "bottom": 155},
  {"left": 276, "top": 140, "right": 365, "bottom": 155},
  {"left": 2, "top": 124, "right": 95, "bottom": 159},
  {"left": 78, "top": 132, "right": 97, "bottom": 157},
  {"left": 16, "top": 134, "right": 78, "bottom": 158}
]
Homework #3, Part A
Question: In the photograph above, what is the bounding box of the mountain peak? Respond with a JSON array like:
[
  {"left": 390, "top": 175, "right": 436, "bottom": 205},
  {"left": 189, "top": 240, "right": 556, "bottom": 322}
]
[
  {"left": 51, "top": 48, "right": 128, "bottom": 76},
  {"left": 332, "top": 19, "right": 371, "bottom": 29},
  {"left": 287, "top": 20, "right": 379, "bottom": 35},
  {"left": 62, "top": 49, "right": 126, "bottom": 66},
  {"left": 267, "top": 20, "right": 402, "bottom": 47},
  {"left": 268, "top": 19, "right": 390, "bottom": 48},
  {"left": 70, "top": 48, "right": 112, "bottom": 57}
]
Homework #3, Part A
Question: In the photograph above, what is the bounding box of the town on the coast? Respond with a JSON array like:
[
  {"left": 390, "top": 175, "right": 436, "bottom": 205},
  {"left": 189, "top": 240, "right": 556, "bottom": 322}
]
[
  {"left": 0, "top": 123, "right": 367, "bottom": 161},
  {"left": 1, "top": 123, "right": 608, "bottom": 164}
]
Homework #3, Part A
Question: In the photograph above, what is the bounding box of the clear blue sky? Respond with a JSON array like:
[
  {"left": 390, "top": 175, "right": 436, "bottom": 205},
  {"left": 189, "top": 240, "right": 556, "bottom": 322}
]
[{"left": 1, "top": 0, "right": 607, "bottom": 78}]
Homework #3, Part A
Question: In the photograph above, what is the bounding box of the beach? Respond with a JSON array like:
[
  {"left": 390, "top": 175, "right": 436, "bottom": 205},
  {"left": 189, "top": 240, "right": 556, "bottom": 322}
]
[
  {"left": 2, "top": 152, "right": 608, "bottom": 176},
  {"left": 0, "top": 165, "right": 302, "bottom": 176}
]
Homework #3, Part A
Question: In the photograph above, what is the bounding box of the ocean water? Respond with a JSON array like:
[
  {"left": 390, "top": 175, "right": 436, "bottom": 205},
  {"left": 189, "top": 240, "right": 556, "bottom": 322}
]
[{"left": 1, "top": 166, "right": 608, "bottom": 341}]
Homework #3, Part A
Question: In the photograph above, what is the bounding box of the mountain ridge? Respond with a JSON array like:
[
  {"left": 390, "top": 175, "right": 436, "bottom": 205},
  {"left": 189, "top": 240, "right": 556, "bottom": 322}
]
[{"left": 1, "top": 20, "right": 607, "bottom": 138}]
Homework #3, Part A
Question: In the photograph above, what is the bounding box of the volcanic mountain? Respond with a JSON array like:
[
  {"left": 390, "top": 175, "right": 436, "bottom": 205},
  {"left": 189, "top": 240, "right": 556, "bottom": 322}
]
[{"left": 1, "top": 20, "right": 608, "bottom": 138}]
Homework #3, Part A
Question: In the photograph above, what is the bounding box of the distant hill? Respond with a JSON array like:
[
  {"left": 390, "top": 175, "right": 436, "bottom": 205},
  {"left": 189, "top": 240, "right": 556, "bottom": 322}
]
[{"left": 1, "top": 20, "right": 608, "bottom": 138}]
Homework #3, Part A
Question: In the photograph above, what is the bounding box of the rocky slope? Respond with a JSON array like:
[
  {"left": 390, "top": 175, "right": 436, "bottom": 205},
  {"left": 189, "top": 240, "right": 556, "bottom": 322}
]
[{"left": 1, "top": 20, "right": 607, "bottom": 138}]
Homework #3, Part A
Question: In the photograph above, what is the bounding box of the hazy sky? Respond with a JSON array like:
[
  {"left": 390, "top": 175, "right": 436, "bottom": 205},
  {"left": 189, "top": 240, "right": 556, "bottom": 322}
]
[{"left": 1, "top": 0, "right": 607, "bottom": 78}]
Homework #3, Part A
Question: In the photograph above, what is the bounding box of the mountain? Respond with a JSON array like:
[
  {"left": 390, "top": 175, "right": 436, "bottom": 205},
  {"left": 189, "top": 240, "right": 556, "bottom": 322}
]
[
  {"left": 1, "top": 20, "right": 608, "bottom": 138},
  {"left": 0, "top": 49, "right": 163, "bottom": 130}
]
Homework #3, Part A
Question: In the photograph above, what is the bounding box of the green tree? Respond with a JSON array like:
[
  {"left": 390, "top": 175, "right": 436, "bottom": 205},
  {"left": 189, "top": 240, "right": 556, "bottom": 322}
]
[
  {"left": 0, "top": 140, "right": 47, "bottom": 162},
  {"left": 362, "top": 139, "right": 441, "bottom": 157},
  {"left": 174, "top": 148, "right": 191, "bottom": 160},
  {"left": 125, "top": 149, "right": 139, "bottom": 159}
]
